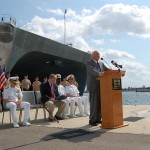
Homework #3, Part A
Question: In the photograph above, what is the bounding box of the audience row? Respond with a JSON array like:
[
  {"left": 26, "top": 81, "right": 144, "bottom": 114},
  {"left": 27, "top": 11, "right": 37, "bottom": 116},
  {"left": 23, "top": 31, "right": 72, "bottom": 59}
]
[{"left": 2, "top": 73, "right": 89, "bottom": 128}]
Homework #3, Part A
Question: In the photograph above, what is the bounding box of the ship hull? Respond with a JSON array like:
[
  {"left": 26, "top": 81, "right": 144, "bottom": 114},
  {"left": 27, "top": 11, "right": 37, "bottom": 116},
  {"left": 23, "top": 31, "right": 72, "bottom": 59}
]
[{"left": 0, "top": 23, "right": 90, "bottom": 95}]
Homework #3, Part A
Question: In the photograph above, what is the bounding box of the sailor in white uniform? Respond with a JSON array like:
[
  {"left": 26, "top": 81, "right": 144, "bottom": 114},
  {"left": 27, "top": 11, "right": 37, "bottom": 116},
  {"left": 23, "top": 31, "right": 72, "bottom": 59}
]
[
  {"left": 3, "top": 77, "right": 31, "bottom": 128},
  {"left": 65, "top": 75, "right": 89, "bottom": 117},
  {"left": 56, "top": 74, "right": 77, "bottom": 118}
]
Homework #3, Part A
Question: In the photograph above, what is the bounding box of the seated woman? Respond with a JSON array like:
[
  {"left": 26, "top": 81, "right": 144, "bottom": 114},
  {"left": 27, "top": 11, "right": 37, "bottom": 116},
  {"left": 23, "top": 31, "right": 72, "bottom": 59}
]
[
  {"left": 56, "top": 74, "right": 77, "bottom": 118},
  {"left": 65, "top": 74, "right": 89, "bottom": 117}
]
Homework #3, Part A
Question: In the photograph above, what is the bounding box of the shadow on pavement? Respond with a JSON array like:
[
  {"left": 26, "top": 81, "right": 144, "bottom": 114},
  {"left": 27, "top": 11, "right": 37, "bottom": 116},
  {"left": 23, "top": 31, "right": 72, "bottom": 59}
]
[
  {"left": 0, "top": 123, "right": 13, "bottom": 130},
  {"left": 41, "top": 128, "right": 107, "bottom": 143},
  {"left": 123, "top": 116, "right": 145, "bottom": 122}
]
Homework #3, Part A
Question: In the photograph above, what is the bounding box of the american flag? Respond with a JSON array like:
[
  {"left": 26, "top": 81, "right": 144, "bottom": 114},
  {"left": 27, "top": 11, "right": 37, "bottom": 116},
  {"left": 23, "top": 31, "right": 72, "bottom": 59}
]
[{"left": 0, "top": 65, "right": 6, "bottom": 90}]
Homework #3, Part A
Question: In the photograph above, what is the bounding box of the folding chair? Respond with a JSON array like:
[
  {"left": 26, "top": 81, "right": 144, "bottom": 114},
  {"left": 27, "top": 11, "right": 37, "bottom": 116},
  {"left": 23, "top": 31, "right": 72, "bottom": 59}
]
[
  {"left": 34, "top": 91, "right": 46, "bottom": 120},
  {"left": 22, "top": 91, "right": 44, "bottom": 121}
]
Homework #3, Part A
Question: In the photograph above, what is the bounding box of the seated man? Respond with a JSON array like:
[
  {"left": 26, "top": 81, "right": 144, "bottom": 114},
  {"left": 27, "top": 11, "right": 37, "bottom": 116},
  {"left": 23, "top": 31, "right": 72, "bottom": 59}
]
[
  {"left": 40, "top": 74, "right": 66, "bottom": 121},
  {"left": 56, "top": 74, "right": 77, "bottom": 118},
  {"left": 65, "top": 74, "right": 89, "bottom": 117},
  {"left": 3, "top": 77, "right": 31, "bottom": 128}
]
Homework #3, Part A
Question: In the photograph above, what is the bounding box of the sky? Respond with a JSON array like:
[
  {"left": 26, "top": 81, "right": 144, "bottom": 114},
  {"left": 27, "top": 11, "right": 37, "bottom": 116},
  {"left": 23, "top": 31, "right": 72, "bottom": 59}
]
[{"left": 1, "top": 0, "right": 150, "bottom": 88}]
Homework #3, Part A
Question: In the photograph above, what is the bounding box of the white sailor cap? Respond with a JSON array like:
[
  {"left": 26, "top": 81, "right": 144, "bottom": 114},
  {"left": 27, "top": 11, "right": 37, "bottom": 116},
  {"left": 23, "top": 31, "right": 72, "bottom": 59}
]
[
  {"left": 56, "top": 74, "right": 61, "bottom": 78},
  {"left": 9, "top": 77, "right": 19, "bottom": 84},
  {"left": 66, "top": 74, "right": 75, "bottom": 80}
]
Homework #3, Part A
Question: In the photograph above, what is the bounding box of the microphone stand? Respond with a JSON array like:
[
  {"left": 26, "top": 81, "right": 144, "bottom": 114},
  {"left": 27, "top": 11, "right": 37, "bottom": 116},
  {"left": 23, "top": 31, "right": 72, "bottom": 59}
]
[
  {"left": 111, "top": 60, "right": 123, "bottom": 72},
  {"left": 101, "top": 58, "right": 112, "bottom": 69},
  {"left": 117, "top": 67, "right": 121, "bottom": 72}
]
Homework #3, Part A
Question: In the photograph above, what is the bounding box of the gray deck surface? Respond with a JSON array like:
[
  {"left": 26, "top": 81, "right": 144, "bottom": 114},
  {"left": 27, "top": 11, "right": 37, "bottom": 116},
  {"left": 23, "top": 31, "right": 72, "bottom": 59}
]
[{"left": 1, "top": 105, "right": 150, "bottom": 150}]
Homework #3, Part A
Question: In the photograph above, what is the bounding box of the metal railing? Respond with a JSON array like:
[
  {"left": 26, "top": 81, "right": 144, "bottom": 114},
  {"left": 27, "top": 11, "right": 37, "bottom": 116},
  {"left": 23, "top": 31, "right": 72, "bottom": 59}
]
[{"left": 0, "top": 14, "right": 16, "bottom": 26}]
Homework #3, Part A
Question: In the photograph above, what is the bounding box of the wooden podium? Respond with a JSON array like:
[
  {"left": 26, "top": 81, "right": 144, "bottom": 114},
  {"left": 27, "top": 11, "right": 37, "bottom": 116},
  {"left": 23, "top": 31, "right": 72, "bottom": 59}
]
[{"left": 97, "top": 70, "right": 128, "bottom": 129}]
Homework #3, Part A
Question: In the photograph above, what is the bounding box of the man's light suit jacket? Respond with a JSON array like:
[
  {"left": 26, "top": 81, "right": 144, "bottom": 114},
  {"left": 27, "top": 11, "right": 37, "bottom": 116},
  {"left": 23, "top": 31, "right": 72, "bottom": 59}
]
[{"left": 86, "top": 59, "right": 109, "bottom": 92}]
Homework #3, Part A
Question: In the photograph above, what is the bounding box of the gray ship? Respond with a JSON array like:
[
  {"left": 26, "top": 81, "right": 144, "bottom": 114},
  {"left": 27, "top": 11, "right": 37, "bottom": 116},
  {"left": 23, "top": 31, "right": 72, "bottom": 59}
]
[{"left": 0, "top": 14, "right": 90, "bottom": 95}]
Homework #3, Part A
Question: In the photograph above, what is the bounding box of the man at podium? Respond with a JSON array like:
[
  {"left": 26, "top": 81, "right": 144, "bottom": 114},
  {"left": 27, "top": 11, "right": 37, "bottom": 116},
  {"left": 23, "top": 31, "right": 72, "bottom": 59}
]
[{"left": 86, "top": 50, "right": 109, "bottom": 126}]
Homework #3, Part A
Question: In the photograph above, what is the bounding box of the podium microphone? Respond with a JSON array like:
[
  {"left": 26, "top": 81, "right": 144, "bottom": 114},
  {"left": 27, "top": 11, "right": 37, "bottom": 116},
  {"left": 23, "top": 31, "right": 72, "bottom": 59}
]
[
  {"left": 111, "top": 60, "right": 123, "bottom": 69},
  {"left": 101, "top": 58, "right": 112, "bottom": 69}
]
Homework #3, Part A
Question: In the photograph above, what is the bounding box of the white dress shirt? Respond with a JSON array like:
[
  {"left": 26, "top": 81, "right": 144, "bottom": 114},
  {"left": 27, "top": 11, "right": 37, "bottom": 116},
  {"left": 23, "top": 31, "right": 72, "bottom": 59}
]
[{"left": 58, "top": 84, "right": 66, "bottom": 96}]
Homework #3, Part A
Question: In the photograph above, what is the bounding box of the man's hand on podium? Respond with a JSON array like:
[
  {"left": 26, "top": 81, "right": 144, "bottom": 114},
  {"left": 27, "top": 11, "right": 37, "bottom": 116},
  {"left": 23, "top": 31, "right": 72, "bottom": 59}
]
[
  {"left": 121, "top": 73, "right": 125, "bottom": 77},
  {"left": 119, "top": 71, "right": 125, "bottom": 77},
  {"left": 99, "top": 72, "right": 104, "bottom": 77}
]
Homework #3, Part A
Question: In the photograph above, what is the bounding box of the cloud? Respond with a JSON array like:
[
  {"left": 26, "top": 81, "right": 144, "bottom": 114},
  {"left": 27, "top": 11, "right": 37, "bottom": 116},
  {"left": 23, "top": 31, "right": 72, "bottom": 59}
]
[
  {"left": 36, "top": 6, "right": 44, "bottom": 12},
  {"left": 66, "top": 9, "right": 83, "bottom": 21},
  {"left": 122, "top": 60, "right": 150, "bottom": 87},
  {"left": 102, "top": 49, "right": 135, "bottom": 60},
  {"left": 46, "top": 9, "right": 64, "bottom": 16},
  {"left": 92, "top": 39, "right": 104, "bottom": 45},
  {"left": 72, "top": 36, "right": 91, "bottom": 52},
  {"left": 23, "top": 16, "right": 64, "bottom": 41},
  {"left": 110, "top": 39, "right": 120, "bottom": 43},
  {"left": 87, "top": 3, "right": 150, "bottom": 37},
  {"left": 99, "top": 49, "right": 150, "bottom": 87},
  {"left": 22, "top": 4, "right": 150, "bottom": 87},
  {"left": 82, "top": 8, "right": 92, "bottom": 16},
  {"left": 23, "top": 4, "right": 150, "bottom": 51}
]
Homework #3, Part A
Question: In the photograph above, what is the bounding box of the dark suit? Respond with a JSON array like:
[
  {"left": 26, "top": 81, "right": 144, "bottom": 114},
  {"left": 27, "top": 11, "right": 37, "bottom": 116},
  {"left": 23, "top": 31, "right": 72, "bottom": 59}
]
[
  {"left": 40, "top": 82, "right": 66, "bottom": 117},
  {"left": 40, "top": 82, "right": 52, "bottom": 104},
  {"left": 86, "top": 59, "right": 109, "bottom": 122},
  {"left": 40, "top": 82, "right": 66, "bottom": 104}
]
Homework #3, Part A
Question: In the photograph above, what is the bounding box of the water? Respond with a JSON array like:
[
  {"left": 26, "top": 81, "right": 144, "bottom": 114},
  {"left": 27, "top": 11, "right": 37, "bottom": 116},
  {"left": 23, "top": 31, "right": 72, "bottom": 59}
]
[
  {"left": 83, "top": 91, "right": 150, "bottom": 105},
  {"left": 123, "top": 91, "right": 150, "bottom": 105}
]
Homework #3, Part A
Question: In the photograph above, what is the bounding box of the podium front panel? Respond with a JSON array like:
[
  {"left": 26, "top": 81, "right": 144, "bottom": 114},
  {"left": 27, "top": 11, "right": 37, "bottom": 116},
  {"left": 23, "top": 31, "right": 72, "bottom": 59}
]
[{"left": 97, "top": 70, "right": 125, "bottom": 128}]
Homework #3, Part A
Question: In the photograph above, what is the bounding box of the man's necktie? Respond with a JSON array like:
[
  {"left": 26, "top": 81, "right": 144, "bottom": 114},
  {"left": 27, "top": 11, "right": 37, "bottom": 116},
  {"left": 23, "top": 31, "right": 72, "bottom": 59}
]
[
  {"left": 50, "top": 84, "right": 55, "bottom": 98},
  {"left": 96, "top": 62, "right": 101, "bottom": 71}
]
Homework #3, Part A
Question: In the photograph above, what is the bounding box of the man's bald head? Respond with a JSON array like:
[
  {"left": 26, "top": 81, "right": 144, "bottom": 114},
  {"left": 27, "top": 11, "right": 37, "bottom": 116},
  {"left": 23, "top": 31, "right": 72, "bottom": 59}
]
[{"left": 91, "top": 50, "right": 100, "bottom": 61}]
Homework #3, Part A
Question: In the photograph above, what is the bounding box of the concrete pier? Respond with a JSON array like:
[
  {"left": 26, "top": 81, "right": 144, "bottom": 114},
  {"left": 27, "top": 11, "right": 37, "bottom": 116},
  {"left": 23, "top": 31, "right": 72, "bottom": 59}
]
[{"left": 1, "top": 105, "right": 150, "bottom": 150}]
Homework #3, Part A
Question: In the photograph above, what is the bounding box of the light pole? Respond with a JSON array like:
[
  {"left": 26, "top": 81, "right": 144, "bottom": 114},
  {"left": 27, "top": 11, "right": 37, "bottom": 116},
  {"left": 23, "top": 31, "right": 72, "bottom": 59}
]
[{"left": 64, "top": 9, "right": 67, "bottom": 45}]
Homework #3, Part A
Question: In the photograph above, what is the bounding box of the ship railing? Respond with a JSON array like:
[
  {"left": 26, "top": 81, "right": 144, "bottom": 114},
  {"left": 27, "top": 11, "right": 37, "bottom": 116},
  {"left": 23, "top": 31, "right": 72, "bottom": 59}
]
[{"left": 0, "top": 14, "right": 16, "bottom": 26}]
